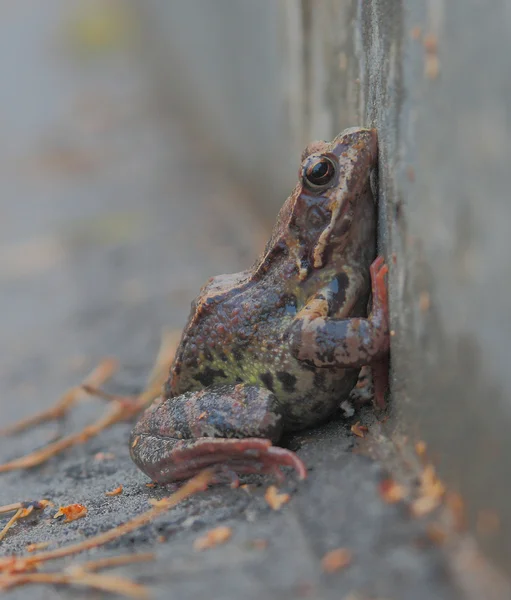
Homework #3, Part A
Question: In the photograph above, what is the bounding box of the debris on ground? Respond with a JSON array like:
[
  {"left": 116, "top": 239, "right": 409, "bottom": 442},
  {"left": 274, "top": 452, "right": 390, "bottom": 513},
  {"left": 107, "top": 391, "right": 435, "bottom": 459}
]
[
  {"left": 105, "top": 485, "right": 123, "bottom": 497},
  {"left": 0, "top": 471, "right": 212, "bottom": 596},
  {"left": 53, "top": 504, "right": 88, "bottom": 523},
  {"left": 193, "top": 526, "right": 233, "bottom": 551},
  {"left": 321, "top": 548, "right": 352, "bottom": 574}
]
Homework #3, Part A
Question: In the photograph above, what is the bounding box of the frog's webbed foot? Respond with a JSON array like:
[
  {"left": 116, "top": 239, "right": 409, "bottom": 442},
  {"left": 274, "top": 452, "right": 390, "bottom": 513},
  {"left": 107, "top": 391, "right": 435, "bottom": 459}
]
[
  {"left": 363, "top": 257, "right": 389, "bottom": 409},
  {"left": 130, "top": 384, "right": 307, "bottom": 484},
  {"left": 131, "top": 435, "right": 306, "bottom": 484}
]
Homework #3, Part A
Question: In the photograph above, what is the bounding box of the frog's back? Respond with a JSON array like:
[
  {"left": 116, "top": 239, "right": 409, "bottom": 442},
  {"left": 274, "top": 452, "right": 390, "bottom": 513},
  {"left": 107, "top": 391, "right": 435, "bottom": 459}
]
[{"left": 166, "top": 271, "right": 359, "bottom": 431}]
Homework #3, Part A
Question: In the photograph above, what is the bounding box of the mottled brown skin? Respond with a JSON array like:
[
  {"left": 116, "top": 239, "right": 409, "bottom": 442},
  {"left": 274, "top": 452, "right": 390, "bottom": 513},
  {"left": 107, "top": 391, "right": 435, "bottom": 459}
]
[{"left": 130, "top": 127, "right": 390, "bottom": 484}]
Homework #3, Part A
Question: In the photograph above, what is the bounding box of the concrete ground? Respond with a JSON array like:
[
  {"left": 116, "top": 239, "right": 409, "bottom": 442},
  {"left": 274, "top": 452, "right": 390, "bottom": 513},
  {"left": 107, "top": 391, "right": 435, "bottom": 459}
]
[{"left": 0, "top": 3, "right": 477, "bottom": 599}]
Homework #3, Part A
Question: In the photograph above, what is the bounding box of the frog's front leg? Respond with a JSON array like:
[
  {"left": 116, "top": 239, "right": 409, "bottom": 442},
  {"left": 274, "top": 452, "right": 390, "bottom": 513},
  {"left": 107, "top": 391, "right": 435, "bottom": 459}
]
[
  {"left": 289, "top": 256, "right": 390, "bottom": 407},
  {"left": 129, "top": 384, "right": 306, "bottom": 484}
]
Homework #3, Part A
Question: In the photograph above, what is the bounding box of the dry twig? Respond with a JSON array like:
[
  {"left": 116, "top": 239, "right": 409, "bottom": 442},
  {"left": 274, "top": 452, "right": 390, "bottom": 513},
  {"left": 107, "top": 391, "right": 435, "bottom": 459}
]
[
  {"left": 0, "top": 553, "right": 155, "bottom": 598},
  {"left": 0, "top": 330, "right": 179, "bottom": 473},
  {"left": 0, "top": 470, "right": 212, "bottom": 573},
  {"left": 0, "top": 332, "right": 188, "bottom": 597},
  {"left": 0, "top": 509, "right": 24, "bottom": 543},
  {"left": 0, "top": 358, "right": 118, "bottom": 436},
  {"left": 0, "top": 500, "right": 50, "bottom": 543},
  {"left": 0, "top": 500, "right": 49, "bottom": 516},
  {"left": 0, "top": 471, "right": 212, "bottom": 597}
]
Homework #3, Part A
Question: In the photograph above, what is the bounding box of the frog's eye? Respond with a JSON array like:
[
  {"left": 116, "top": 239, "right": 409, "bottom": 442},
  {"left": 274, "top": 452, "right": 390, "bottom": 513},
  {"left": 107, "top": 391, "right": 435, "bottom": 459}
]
[{"left": 303, "top": 156, "right": 337, "bottom": 191}]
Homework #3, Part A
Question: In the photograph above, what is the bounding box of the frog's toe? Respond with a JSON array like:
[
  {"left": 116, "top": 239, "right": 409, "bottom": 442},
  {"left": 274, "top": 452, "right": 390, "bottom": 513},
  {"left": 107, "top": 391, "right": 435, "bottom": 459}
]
[
  {"left": 130, "top": 434, "right": 306, "bottom": 484},
  {"left": 264, "top": 444, "right": 307, "bottom": 479}
]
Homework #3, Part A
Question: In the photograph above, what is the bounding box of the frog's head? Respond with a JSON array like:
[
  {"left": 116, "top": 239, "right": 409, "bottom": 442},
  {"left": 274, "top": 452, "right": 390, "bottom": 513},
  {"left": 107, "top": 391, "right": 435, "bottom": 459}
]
[{"left": 255, "top": 127, "right": 378, "bottom": 282}]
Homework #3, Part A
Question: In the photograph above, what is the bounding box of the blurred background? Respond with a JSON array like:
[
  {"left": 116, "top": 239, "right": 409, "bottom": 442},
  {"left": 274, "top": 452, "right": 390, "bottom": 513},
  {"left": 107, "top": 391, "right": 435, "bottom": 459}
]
[
  {"left": 1, "top": 0, "right": 511, "bottom": 597},
  {"left": 0, "top": 0, "right": 293, "bottom": 408},
  {"left": 0, "top": 0, "right": 352, "bottom": 422}
]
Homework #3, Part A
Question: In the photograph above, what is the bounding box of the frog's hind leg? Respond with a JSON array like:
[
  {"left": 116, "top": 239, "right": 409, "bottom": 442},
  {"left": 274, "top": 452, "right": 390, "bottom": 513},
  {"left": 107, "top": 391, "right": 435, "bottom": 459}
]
[
  {"left": 142, "top": 438, "right": 304, "bottom": 485},
  {"left": 129, "top": 384, "right": 307, "bottom": 484}
]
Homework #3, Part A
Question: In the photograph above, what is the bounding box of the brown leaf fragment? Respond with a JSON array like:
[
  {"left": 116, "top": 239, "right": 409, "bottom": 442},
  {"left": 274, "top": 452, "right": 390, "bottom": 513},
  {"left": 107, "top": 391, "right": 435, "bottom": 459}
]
[
  {"left": 193, "top": 526, "right": 232, "bottom": 551},
  {"left": 264, "top": 485, "right": 290, "bottom": 511},
  {"left": 19, "top": 507, "right": 35, "bottom": 519},
  {"left": 379, "top": 479, "right": 406, "bottom": 504},
  {"left": 410, "top": 464, "right": 445, "bottom": 517},
  {"left": 420, "top": 465, "right": 445, "bottom": 499},
  {"left": 321, "top": 548, "right": 352, "bottom": 573},
  {"left": 53, "top": 504, "right": 88, "bottom": 523},
  {"left": 105, "top": 486, "right": 123, "bottom": 497},
  {"left": 415, "top": 441, "right": 427, "bottom": 457},
  {"left": 350, "top": 421, "right": 369, "bottom": 438}
]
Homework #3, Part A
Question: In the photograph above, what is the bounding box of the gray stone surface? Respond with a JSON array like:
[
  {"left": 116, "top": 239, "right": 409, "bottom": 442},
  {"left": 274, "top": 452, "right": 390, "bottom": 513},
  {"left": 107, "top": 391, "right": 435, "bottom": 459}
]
[
  {"left": 272, "top": 0, "right": 511, "bottom": 581},
  {"left": 0, "top": 2, "right": 503, "bottom": 599},
  {"left": 360, "top": 0, "right": 511, "bottom": 576}
]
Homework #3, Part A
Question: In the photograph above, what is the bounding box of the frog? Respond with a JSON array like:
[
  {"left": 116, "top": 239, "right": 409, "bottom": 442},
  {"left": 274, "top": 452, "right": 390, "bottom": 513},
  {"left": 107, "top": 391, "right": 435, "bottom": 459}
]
[{"left": 129, "top": 127, "right": 390, "bottom": 485}]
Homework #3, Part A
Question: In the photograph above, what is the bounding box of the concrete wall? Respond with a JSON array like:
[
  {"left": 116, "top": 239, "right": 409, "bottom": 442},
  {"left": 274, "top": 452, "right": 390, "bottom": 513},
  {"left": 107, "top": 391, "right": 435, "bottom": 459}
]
[
  {"left": 137, "top": 0, "right": 511, "bottom": 578},
  {"left": 365, "top": 0, "right": 511, "bottom": 576},
  {"left": 134, "top": 0, "right": 301, "bottom": 221}
]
